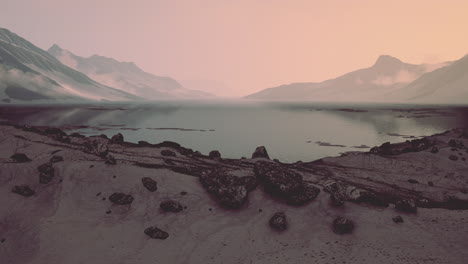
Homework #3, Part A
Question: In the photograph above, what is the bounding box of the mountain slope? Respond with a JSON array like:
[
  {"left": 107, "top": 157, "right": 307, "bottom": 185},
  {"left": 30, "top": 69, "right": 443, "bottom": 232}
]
[
  {"left": 48, "top": 45, "right": 212, "bottom": 99},
  {"left": 0, "top": 28, "right": 139, "bottom": 102},
  {"left": 387, "top": 54, "right": 468, "bottom": 103},
  {"left": 245, "top": 55, "right": 445, "bottom": 102}
]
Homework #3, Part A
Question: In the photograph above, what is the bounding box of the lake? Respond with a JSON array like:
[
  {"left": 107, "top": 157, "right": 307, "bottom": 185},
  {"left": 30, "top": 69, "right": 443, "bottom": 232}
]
[{"left": 1, "top": 101, "right": 467, "bottom": 162}]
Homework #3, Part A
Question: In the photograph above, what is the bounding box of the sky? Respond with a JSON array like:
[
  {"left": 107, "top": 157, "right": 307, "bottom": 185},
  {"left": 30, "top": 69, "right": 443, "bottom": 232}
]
[{"left": 1, "top": 0, "right": 468, "bottom": 97}]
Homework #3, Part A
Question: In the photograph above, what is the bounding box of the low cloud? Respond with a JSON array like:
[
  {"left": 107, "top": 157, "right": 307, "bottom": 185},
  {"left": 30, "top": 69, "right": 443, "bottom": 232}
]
[
  {"left": 0, "top": 64, "right": 58, "bottom": 93},
  {"left": 371, "top": 70, "right": 419, "bottom": 86}
]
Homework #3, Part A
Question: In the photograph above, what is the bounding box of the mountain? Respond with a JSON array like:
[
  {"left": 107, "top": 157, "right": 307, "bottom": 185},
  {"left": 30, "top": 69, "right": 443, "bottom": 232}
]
[
  {"left": 386, "top": 54, "right": 468, "bottom": 104},
  {"left": 245, "top": 55, "right": 446, "bottom": 102},
  {"left": 48, "top": 45, "right": 212, "bottom": 100},
  {"left": 0, "top": 28, "right": 139, "bottom": 102}
]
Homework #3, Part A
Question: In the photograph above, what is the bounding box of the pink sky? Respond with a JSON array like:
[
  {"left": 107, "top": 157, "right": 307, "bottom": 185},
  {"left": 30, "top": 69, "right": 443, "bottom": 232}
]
[{"left": 1, "top": 0, "right": 468, "bottom": 97}]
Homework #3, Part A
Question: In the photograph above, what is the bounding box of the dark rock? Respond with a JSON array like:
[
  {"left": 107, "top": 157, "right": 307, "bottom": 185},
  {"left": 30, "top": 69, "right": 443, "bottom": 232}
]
[
  {"left": 448, "top": 139, "right": 465, "bottom": 149},
  {"left": 430, "top": 146, "right": 439, "bottom": 153},
  {"left": 254, "top": 162, "right": 302, "bottom": 197},
  {"left": 160, "top": 200, "right": 183, "bottom": 212},
  {"left": 330, "top": 192, "right": 345, "bottom": 207},
  {"left": 83, "top": 139, "right": 109, "bottom": 157},
  {"left": 371, "top": 138, "right": 433, "bottom": 155},
  {"left": 180, "top": 191, "right": 187, "bottom": 195},
  {"left": 428, "top": 181, "right": 434, "bottom": 187},
  {"left": 106, "top": 210, "right": 112, "bottom": 214},
  {"left": 252, "top": 146, "right": 270, "bottom": 159},
  {"left": 70, "top": 132, "right": 85, "bottom": 138},
  {"left": 285, "top": 181, "right": 321, "bottom": 206},
  {"left": 44, "top": 127, "right": 67, "bottom": 137},
  {"left": 395, "top": 199, "right": 417, "bottom": 213},
  {"left": 161, "top": 150, "right": 176, "bottom": 157},
  {"left": 105, "top": 154, "right": 117, "bottom": 165},
  {"left": 392, "top": 215, "right": 404, "bottom": 223},
  {"left": 200, "top": 169, "right": 251, "bottom": 209},
  {"left": 449, "top": 155, "right": 459, "bottom": 161},
  {"left": 239, "top": 176, "right": 258, "bottom": 192},
  {"left": 10, "top": 153, "right": 31, "bottom": 163},
  {"left": 407, "top": 179, "right": 419, "bottom": 184},
  {"left": 110, "top": 133, "right": 124, "bottom": 144},
  {"left": 141, "top": 177, "right": 158, "bottom": 192},
  {"left": 50, "top": 155, "right": 64, "bottom": 163},
  {"left": 332, "top": 217, "right": 354, "bottom": 234},
  {"left": 144, "top": 226, "right": 169, "bottom": 239},
  {"left": 12, "top": 185, "right": 35, "bottom": 197},
  {"left": 208, "top": 150, "right": 221, "bottom": 159},
  {"left": 155, "top": 141, "right": 181, "bottom": 149},
  {"left": 138, "top": 141, "right": 151, "bottom": 146},
  {"left": 38, "top": 162, "right": 55, "bottom": 184},
  {"left": 109, "top": 193, "right": 134, "bottom": 205},
  {"left": 355, "top": 192, "right": 389, "bottom": 207},
  {"left": 269, "top": 212, "right": 287, "bottom": 231}
]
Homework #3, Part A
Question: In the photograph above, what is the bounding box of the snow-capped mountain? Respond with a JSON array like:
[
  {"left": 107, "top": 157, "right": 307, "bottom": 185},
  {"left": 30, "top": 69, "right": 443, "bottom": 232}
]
[
  {"left": 245, "top": 55, "right": 447, "bottom": 102},
  {"left": 386, "top": 54, "right": 468, "bottom": 104},
  {"left": 48, "top": 45, "right": 212, "bottom": 100},
  {"left": 0, "top": 28, "right": 139, "bottom": 102}
]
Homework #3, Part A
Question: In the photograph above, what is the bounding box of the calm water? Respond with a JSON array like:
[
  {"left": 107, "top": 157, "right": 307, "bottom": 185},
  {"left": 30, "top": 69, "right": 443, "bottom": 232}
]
[{"left": 1, "top": 101, "right": 467, "bottom": 162}]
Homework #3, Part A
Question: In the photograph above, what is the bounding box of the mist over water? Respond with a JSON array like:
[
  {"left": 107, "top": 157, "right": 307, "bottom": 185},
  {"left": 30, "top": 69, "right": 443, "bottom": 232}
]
[{"left": 1, "top": 101, "right": 467, "bottom": 162}]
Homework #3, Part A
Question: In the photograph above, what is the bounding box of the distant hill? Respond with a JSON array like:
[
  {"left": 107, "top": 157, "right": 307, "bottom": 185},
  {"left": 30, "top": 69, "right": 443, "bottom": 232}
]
[
  {"left": 0, "top": 28, "right": 139, "bottom": 102},
  {"left": 245, "top": 55, "right": 448, "bottom": 102},
  {"left": 48, "top": 45, "right": 213, "bottom": 100}
]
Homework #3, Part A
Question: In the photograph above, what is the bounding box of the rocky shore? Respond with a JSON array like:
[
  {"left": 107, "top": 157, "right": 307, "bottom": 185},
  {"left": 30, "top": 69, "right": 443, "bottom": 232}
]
[{"left": 0, "top": 123, "right": 467, "bottom": 264}]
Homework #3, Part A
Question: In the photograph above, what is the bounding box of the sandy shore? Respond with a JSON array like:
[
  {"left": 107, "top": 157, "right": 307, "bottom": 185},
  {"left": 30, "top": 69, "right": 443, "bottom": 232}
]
[{"left": 0, "top": 124, "right": 467, "bottom": 264}]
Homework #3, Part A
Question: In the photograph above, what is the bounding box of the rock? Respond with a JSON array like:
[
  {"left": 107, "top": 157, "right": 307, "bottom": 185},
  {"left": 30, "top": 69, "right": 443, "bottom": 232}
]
[
  {"left": 161, "top": 150, "right": 176, "bottom": 157},
  {"left": 109, "top": 193, "right": 134, "bottom": 205},
  {"left": 430, "top": 146, "right": 439, "bottom": 153},
  {"left": 428, "top": 181, "right": 434, "bottom": 187},
  {"left": 371, "top": 138, "right": 433, "bottom": 155},
  {"left": 269, "top": 212, "right": 287, "bottom": 231},
  {"left": 144, "top": 226, "right": 169, "bottom": 239},
  {"left": 330, "top": 192, "right": 345, "bottom": 207},
  {"left": 11, "top": 185, "right": 35, "bottom": 197},
  {"left": 449, "top": 155, "right": 458, "bottom": 161},
  {"left": 38, "top": 162, "right": 55, "bottom": 184},
  {"left": 105, "top": 154, "right": 117, "bottom": 165},
  {"left": 448, "top": 139, "right": 465, "bottom": 149},
  {"left": 254, "top": 162, "right": 302, "bottom": 197},
  {"left": 407, "top": 179, "right": 419, "bottom": 184},
  {"left": 83, "top": 139, "right": 109, "bottom": 157},
  {"left": 44, "top": 127, "right": 67, "bottom": 137},
  {"left": 324, "top": 181, "right": 347, "bottom": 206},
  {"left": 239, "top": 176, "right": 258, "bottom": 192},
  {"left": 355, "top": 191, "right": 389, "bottom": 207},
  {"left": 141, "top": 177, "right": 158, "bottom": 192},
  {"left": 392, "top": 215, "right": 404, "bottom": 223},
  {"left": 160, "top": 200, "right": 183, "bottom": 212},
  {"left": 138, "top": 141, "right": 151, "bottom": 146},
  {"left": 50, "top": 155, "right": 64, "bottom": 163},
  {"left": 208, "top": 150, "right": 221, "bottom": 159},
  {"left": 200, "top": 169, "right": 251, "bottom": 209},
  {"left": 332, "top": 217, "right": 354, "bottom": 234},
  {"left": 395, "top": 199, "right": 417, "bottom": 213},
  {"left": 10, "top": 153, "right": 31, "bottom": 163},
  {"left": 155, "top": 141, "right": 181, "bottom": 149},
  {"left": 252, "top": 146, "right": 270, "bottom": 159},
  {"left": 70, "top": 132, "right": 85, "bottom": 138},
  {"left": 285, "top": 181, "right": 321, "bottom": 206},
  {"left": 110, "top": 133, "right": 124, "bottom": 144}
]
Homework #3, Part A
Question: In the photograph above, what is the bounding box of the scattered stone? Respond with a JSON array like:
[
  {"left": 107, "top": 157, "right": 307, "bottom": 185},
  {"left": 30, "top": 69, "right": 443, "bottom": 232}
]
[
  {"left": 449, "top": 155, "right": 459, "bottom": 161},
  {"left": 110, "top": 133, "right": 124, "bottom": 144},
  {"left": 96, "top": 192, "right": 102, "bottom": 196},
  {"left": 430, "top": 146, "right": 439, "bottom": 153},
  {"left": 354, "top": 191, "right": 389, "bottom": 207},
  {"left": 105, "top": 210, "right": 112, "bottom": 214},
  {"left": 10, "top": 153, "right": 31, "bottom": 163},
  {"left": 11, "top": 185, "right": 35, "bottom": 197},
  {"left": 269, "top": 212, "right": 288, "bottom": 231},
  {"left": 109, "top": 193, "right": 134, "bottom": 205},
  {"left": 448, "top": 139, "right": 465, "bottom": 149},
  {"left": 38, "top": 162, "right": 55, "bottom": 184},
  {"left": 105, "top": 154, "right": 117, "bottom": 165},
  {"left": 141, "top": 177, "right": 158, "bottom": 192},
  {"left": 332, "top": 217, "right": 354, "bottom": 234},
  {"left": 161, "top": 150, "right": 176, "bottom": 157},
  {"left": 208, "top": 150, "right": 221, "bottom": 159},
  {"left": 180, "top": 191, "right": 187, "bottom": 195},
  {"left": 144, "top": 226, "right": 169, "bottom": 239},
  {"left": 285, "top": 181, "right": 321, "bottom": 206},
  {"left": 50, "top": 155, "right": 64, "bottom": 163},
  {"left": 160, "top": 200, "right": 183, "bottom": 212},
  {"left": 395, "top": 199, "right": 417, "bottom": 213},
  {"left": 428, "top": 181, "right": 434, "bottom": 187},
  {"left": 392, "top": 215, "right": 404, "bottom": 223},
  {"left": 407, "top": 179, "right": 419, "bottom": 184},
  {"left": 252, "top": 146, "right": 270, "bottom": 159}
]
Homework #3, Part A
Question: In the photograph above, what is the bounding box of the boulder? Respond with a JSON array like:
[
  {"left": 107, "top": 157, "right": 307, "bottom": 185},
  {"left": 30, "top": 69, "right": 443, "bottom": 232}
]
[
  {"left": 144, "top": 226, "right": 169, "bottom": 239},
  {"left": 50, "top": 155, "right": 64, "bottom": 163},
  {"left": 105, "top": 154, "right": 117, "bottom": 165},
  {"left": 330, "top": 192, "right": 345, "bottom": 207},
  {"left": 161, "top": 150, "right": 176, "bottom": 157},
  {"left": 109, "top": 193, "right": 134, "bottom": 205},
  {"left": 355, "top": 191, "right": 389, "bottom": 207},
  {"left": 38, "top": 162, "right": 55, "bottom": 184},
  {"left": 448, "top": 139, "right": 465, "bottom": 149},
  {"left": 392, "top": 215, "right": 404, "bottom": 223},
  {"left": 430, "top": 146, "right": 439, "bottom": 153},
  {"left": 395, "top": 199, "right": 417, "bottom": 213},
  {"left": 83, "top": 138, "right": 109, "bottom": 157},
  {"left": 269, "top": 212, "right": 288, "bottom": 231},
  {"left": 332, "top": 217, "right": 354, "bottom": 234},
  {"left": 110, "top": 133, "right": 124, "bottom": 144},
  {"left": 285, "top": 181, "right": 321, "bottom": 206},
  {"left": 449, "top": 155, "right": 459, "bottom": 161},
  {"left": 12, "top": 185, "right": 35, "bottom": 197},
  {"left": 208, "top": 150, "right": 221, "bottom": 159},
  {"left": 239, "top": 176, "right": 258, "bottom": 192},
  {"left": 10, "top": 153, "right": 31, "bottom": 163},
  {"left": 254, "top": 162, "right": 303, "bottom": 196},
  {"left": 160, "top": 200, "right": 183, "bottom": 212},
  {"left": 252, "top": 146, "right": 270, "bottom": 159},
  {"left": 141, "top": 177, "right": 158, "bottom": 192}
]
